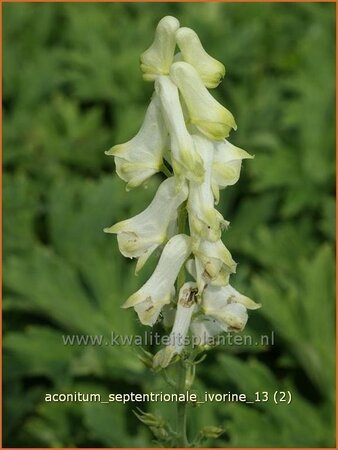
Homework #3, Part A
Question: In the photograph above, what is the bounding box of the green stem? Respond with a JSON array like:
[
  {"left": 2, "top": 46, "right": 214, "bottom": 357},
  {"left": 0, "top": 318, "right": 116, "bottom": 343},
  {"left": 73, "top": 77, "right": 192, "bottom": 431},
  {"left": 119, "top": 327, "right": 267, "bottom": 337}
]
[
  {"left": 176, "top": 360, "right": 188, "bottom": 447},
  {"left": 161, "top": 164, "right": 172, "bottom": 178},
  {"left": 177, "top": 203, "right": 187, "bottom": 290},
  {"left": 177, "top": 202, "right": 187, "bottom": 234},
  {"left": 161, "top": 369, "right": 176, "bottom": 389}
]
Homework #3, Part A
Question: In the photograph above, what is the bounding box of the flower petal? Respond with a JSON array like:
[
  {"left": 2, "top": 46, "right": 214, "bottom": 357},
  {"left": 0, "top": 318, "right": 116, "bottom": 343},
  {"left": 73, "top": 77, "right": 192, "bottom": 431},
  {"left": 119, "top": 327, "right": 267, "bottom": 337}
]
[
  {"left": 220, "top": 303, "right": 248, "bottom": 331},
  {"left": 104, "top": 177, "right": 188, "bottom": 272},
  {"left": 202, "top": 284, "right": 260, "bottom": 332},
  {"left": 134, "top": 297, "right": 170, "bottom": 328},
  {"left": 194, "top": 239, "right": 236, "bottom": 291},
  {"left": 170, "top": 281, "right": 198, "bottom": 352},
  {"left": 188, "top": 135, "right": 228, "bottom": 242},
  {"left": 140, "top": 16, "right": 180, "bottom": 81},
  {"left": 212, "top": 140, "right": 254, "bottom": 200},
  {"left": 176, "top": 27, "right": 225, "bottom": 88},
  {"left": 190, "top": 316, "right": 223, "bottom": 346},
  {"left": 153, "top": 282, "right": 197, "bottom": 368},
  {"left": 204, "top": 284, "right": 261, "bottom": 311},
  {"left": 170, "top": 62, "right": 237, "bottom": 140},
  {"left": 105, "top": 95, "right": 167, "bottom": 189},
  {"left": 122, "top": 234, "right": 192, "bottom": 326},
  {"left": 152, "top": 346, "right": 177, "bottom": 369},
  {"left": 155, "top": 76, "right": 204, "bottom": 183}
]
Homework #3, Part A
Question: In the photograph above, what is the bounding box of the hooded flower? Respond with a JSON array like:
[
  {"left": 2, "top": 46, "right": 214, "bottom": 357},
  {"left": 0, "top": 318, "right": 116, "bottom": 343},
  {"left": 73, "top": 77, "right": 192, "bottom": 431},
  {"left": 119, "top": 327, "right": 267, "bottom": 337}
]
[
  {"left": 153, "top": 282, "right": 197, "bottom": 368},
  {"left": 187, "top": 134, "right": 228, "bottom": 242},
  {"left": 187, "top": 239, "right": 236, "bottom": 292},
  {"left": 170, "top": 61, "right": 237, "bottom": 140},
  {"left": 191, "top": 284, "right": 260, "bottom": 345},
  {"left": 122, "top": 234, "right": 191, "bottom": 326},
  {"left": 104, "top": 177, "right": 188, "bottom": 273},
  {"left": 203, "top": 283, "right": 260, "bottom": 310},
  {"left": 175, "top": 27, "right": 225, "bottom": 88},
  {"left": 155, "top": 76, "right": 204, "bottom": 183},
  {"left": 105, "top": 95, "right": 167, "bottom": 189},
  {"left": 212, "top": 140, "right": 254, "bottom": 203},
  {"left": 140, "top": 16, "right": 180, "bottom": 81}
]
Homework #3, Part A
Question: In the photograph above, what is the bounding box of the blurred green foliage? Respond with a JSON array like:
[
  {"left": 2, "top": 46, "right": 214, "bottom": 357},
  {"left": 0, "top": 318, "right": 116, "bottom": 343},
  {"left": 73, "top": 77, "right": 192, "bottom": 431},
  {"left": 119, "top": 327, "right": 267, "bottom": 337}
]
[{"left": 3, "top": 2, "right": 335, "bottom": 448}]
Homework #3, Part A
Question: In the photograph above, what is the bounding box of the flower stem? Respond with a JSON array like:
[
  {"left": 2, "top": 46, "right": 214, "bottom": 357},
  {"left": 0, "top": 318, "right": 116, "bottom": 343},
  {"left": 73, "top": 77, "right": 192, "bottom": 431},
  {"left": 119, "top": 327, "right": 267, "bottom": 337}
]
[
  {"left": 176, "top": 360, "right": 188, "bottom": 447},
  {"left": 177, "top": 203, "right": 187, "bottom": 290},
  {"left": 161, "top": 163, "right": 173, "bottom": 178}
]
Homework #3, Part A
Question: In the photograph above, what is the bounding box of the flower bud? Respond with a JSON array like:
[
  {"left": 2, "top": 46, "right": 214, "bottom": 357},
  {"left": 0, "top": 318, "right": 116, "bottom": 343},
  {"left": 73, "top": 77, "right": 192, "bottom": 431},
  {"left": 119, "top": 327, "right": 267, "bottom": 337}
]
[
  {"left": 176, "top": 27, "right": 225, "bottom": 88},
  {"left": 140, "top": 16, "right": 180, "bottom": 81},
  {"left": 170, "top": 61, "right": 236, "bottom": 140},
  {"left": 199, "top": 425, "right": 224, "bottom": 439},
  {"left": 134, "top": 408, "right": 165, "bottom": 427}
]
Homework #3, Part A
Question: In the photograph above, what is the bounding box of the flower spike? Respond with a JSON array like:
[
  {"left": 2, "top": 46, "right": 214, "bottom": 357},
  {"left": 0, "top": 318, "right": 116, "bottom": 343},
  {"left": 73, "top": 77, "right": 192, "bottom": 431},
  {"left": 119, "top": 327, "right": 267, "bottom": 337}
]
[{"left": 106, "top": 20, "right": 259, "bottom": 442}]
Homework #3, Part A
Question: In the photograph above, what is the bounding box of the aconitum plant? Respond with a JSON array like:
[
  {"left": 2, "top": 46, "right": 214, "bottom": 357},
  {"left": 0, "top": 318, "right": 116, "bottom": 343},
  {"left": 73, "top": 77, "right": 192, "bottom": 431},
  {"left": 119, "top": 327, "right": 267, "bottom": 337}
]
[{"left": 105, "top": 16, "right": 260, "bottom": 447}]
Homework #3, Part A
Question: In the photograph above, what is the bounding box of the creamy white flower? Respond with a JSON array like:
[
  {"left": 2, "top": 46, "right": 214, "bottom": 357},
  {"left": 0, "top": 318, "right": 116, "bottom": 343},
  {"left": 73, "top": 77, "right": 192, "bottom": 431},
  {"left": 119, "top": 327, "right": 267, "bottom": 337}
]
[
  {"left": 155, "top": 76, "right": 204, "bottom": 183},
  {"left": 170, "top": 62, "right": 237, "bottom": 140},
  {"left": 203, "top": 283, "right": 261, "bottom": 311},
  {"left": 209, "top": 302, "right": 248, "bottom": 331},
  {"left": 104, "top": 177, "right": 188, "bottom": 273},
  {"left": 191, "top": 304, "right": 247, "bottom": 341},
  {"left": 203, "top": 284, "right": 259, "bottom": 332},
  {"left": 122, "top": 234, "right": 191, "bottom": 326},
  {"left": 140, "top": 16, "right": 180, "bottom": 81},
  {"left": 191, "top": 285, "right": 260, "bottom": 345},
  {"left": 175, "top": 27, "right": 225, "bottom": 88},
  {"left": 187, "top": 239, "right": 236, "bottom": 292},
  {"left": 190, "top": 316, "right": 223, "bottom": 345},
  {"left": 212, "top": 140, "right": 254, "bottom": 203},
  {"left": 161, "top": 303, "right": 176, "bottom": 329},
  {"left": 153, "top": 282, "right": 197, "bottom": 368},
  {"left": 105, "top": 95, "right": 167, "bottom": 189},
  {"left": 188, "top": 135, "right": 228, "bottom": 242},
  {"left": 173, "top": 52, "right": 183, "bottom": 63}
]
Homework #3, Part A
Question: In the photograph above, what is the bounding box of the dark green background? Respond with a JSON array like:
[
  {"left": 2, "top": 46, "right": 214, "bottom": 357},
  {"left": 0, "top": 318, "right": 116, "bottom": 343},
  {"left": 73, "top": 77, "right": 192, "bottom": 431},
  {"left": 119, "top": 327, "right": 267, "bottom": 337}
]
[{"left": 3, "top": 2, "right": 335, "bottom": 448}]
